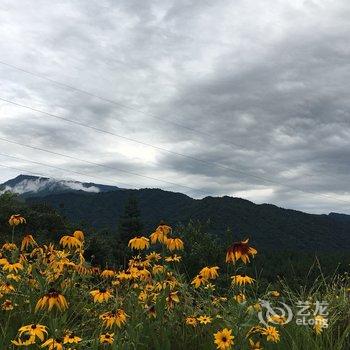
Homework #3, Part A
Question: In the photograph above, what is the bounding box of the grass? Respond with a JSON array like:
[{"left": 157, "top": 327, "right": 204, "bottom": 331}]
[{"left": 0, "top": 217, "right": 349, "bottom": 349}]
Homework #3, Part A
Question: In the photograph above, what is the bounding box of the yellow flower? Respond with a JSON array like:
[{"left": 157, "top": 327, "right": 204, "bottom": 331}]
[
  {"left": 152, "top": 265, "right": 165, "bottom": 275},
  {"left": 90, "top": 288, "right": 112, "bottom": 303},
  {"left": 19, "top": 324, "right": 48, "bottom": 342},
  {"left": 40, "top": 338, "right": 63, "bottom": 350},
  {"left": 214, "top": 328, "right": 234, "bottom": 350},
  {"left": 63, "top": 333, "right": 82, "bottom": 344},
  {"left": 197, "top": 315, "right": 212, "bottom": 324},
  {"left": 234, "top": 293, "right": 246, "bottom": 303},
  {"left": 21, "top": 234, "right": 37, "bottom": 251},
  {"left": 156, "top": 223, "right": 172, "bottom": 235},
  {"left": 9, "top": 214, "right": 26, "bottom": 226},
  {"left": 261, "top": 326, "right": 280, "bottom": 343},
  {"left": 100, "top": 333, "right": 114, "bottom": 344},
  {"left": 191, "top": 274, "right": 206, "bottom": 288},
  {"left": 199, "top": 266, "right": 219, "bottom": 279},
  {"left": 2, "top": 299, "right": 14, "bottom": 310},
  {"left": 166, "top": 291, "right": 180, "bottom": 308},
  {"left": 12, "top": 335, "right": 36, "bottom": 346},
  {"left": 314, "top": 315, "right": 328, "bottom": 335},
  {"left": 165, "top": 237, "right": 184, "bottom": 251},
  {"left": 0, "top": 282, "right": 15, "bottom": 294},
  {"left": 101, "top": 269, "right": 115, "bottom": 278},
  {"left": 165, "top": 255, "right": 181, "bottom": 262},
  {"left": 150, "top": 230, "right": 167, "bottom": 244},
  {"left": 146, "top": 251, "right": 162, "bottom": 261},
  {"left": 3, "top": 262, "right": 23, "bottom": 273},
  {"left": 248, "top": 338, "right": 263, "bottom": 350},
  {"left": 270, "top": 290, "right": 280, "bottom": 298},
  {"left": 2, "top": 242, "right": 17, "bottom": 251},
  {"left": 35, "top": 289, "right": 68, "bottom": 312},
  {"left": 186, "top": 316, "right": 197, "bottom": 327},
  {"left": 268, "top": 314, "right": 287, "bottom": 325},
  {"left": 128, "top": 236, "right": 150, "bottom": 250},
  {"left": 231, "top": 274, "right": 255, "bottom": 286},
  {"left": 226, "top": 238, "right": 257, "bottom": 264},
  {"left": 73, "top": 230, "right": 84, "bottom": 242},
  {"left": 59, "top": 235, "right": 82, "bottom": 250},
  {"left": 100, "top": 309, "right": 128, "bottom": 328}
]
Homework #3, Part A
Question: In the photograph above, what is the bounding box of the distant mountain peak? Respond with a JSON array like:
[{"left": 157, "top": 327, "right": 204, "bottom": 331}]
[{"left": 0, "top": 174, "right": 121, "bottom": 197}]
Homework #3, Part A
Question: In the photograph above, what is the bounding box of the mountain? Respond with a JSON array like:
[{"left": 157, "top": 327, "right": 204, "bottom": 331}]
[
  {"left": 2, "top": 175, "right": 350, "bottom": 252},
  {"left": 0, "top": 174, "right": 121, "bottom": 198}
]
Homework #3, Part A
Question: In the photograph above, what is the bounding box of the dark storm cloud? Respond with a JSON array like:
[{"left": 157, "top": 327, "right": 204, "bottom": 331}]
[{"left": 0, "top": 0, "right": 349, "bottom": 213}]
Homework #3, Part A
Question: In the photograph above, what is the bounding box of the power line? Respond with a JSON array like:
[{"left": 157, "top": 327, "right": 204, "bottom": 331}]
[
  {"left": 0, "top": 60, "right": 250, "bottom": 151},
  {"left": 0, "top": 137, "right": 209, "bottom": 196},
  {"left": 0, "top": 136, "right": 349, "bottom": 205},
  {"left": 0, "top": 152, "right": 140, "bottom": 190},
  {"left": 0, "top": 97, "right": 349, "bottom": 204}
]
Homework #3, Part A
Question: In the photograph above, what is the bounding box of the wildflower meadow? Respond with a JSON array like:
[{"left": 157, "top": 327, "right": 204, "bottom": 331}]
[{"left": 0, "top": 214, "right": 349, "bottom": 349}]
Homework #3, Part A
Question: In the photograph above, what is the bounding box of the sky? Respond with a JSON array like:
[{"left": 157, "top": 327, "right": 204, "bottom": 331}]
[{"left": 0, "top": 0, "right": 350, "bottom": 214}]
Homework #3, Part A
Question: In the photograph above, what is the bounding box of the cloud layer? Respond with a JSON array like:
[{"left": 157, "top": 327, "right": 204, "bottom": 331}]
[{"left": 0, "top": 0, "right": 349, "bottom": 213}]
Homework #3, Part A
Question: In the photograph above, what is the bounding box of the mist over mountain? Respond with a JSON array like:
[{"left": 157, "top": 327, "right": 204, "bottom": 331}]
[{"left": 0, "top": 174, "right": 121, "bottom": 198}]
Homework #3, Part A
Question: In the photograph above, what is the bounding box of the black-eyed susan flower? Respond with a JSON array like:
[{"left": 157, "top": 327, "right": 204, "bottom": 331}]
[
  {"left": 261, "top": 326, "right": 280, "bottom": 342},
  {"left": 214, "top": 328, "right": 234, "bottom": 350},
  {"left": 165, "top": 237, "right": 184, "bottom": 251},
  {"left": 18, "top": 324, "right": 48, "bottom": 342},
  {"left": 128, "top": 236, "right": 150, "bottom": 250},
  {"left": 35, "top": 289, "right": 68, "bottom": 312},
  {"left": 73, "top": 230, "right": 84, "bottom": 242},
  {"left": 231, "top": 274, "right": 255, "bottom": 286},
  {"left": 11, "top": 335, "right": 36, "bottom": 346},
  {"left": 152, "top": 265, "right": 165, "bottom": 275},
  {"left": 186, "top": 316, "right": 197, "bottom": 327},
  {"left": 21, "top": 234, "right": 37, "bottom": 251},
  {"left": 150, "top": 229, "right": 167, "bottom": 244},
  {"left": 166, "top": 291, "right": 180, "bottom": 308},
  {"left": 270, "top": 290, "right": 280, "bottom": 298},
  {"left": 100, "top": 309, "right": 128, "bottom": 328},
  {"left": 165, "top": 255, "right": 181, "bottom": 262},
  {"left": 191, "top": 274, "right": 206, "bottom": 288},
  {"left": 3, "top": 261, "right": 23, "bottom": 273},
  {"left": 156, "top": 223, "right": 172, "bottom": 235},
  {"left": 268, "top": 314, "right": 287, "bottom": 325},
  {"left": 146, "top": 251, "right": 162, "bottom": 261},
  {"left": 197, "top": 315, "right": 212, "bottom": 324},
  {"left": 0, "top": 282, "right": 15, "bottom": 294},
  {"left": 100, "top": 333, "right": 114, "bottom": 344},
  {"left": 226, "top": 238, "right": 257, "bottom": 264},
  {"left": 63, "top": 333, "right": 82, "bottom": 344},
  {"left": 90, "top": 288, "right": 112, "bottom": 303},
  {"left": 41, "top": 338, "right": 63, "bottom": 349},
  {"left": 314, "top": 315, "right": 328, "bottom": 335},
  {"left": 9, "top": 214, "right": 26, "bottom": 226},
  {"left": 234, "top": 292, "right": 246, "bottom": 303},
  {"left": 248, "top": 338, "right": 263, "bottom": 350},
  {"left": 199, "top": 266, "right": 219, "bottom": 279},
  {"left": 101, "top": 269, "right": 115, "bottom": 278},
  {"left": 2, "top": 242, "right": 17, "bottom": 251},
  {"left": 59, "top": 235, "right": 82, "bottom": 250},
  {"left": 2, "top": 299, "right": 14, "bottom": 310}
]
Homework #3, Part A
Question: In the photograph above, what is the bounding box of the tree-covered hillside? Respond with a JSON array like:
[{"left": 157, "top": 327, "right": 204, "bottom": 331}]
[{"left": 27, "top": 189, "right": 350, "bottom": 253}]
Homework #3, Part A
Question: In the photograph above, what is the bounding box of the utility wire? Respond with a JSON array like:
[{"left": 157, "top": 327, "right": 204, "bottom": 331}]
[
  {"left": 0, "top": 152, "right": 140, "bottom": 191},
  {"left": 0, "top": 137, "right": 209, "bottom": 196},
  {"left": 0, "top": 60, "right": 249, "bottom": 151},
  {"left": 0, "top": 98, "right": 349, "bottom": 204}
]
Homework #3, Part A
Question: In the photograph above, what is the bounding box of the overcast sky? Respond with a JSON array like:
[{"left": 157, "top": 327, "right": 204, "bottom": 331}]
[{"left": 0, "top": 0, "right": 350, "bottom": 214}]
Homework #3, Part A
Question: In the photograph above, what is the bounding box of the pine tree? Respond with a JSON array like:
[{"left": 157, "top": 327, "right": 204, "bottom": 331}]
[{"left": 116, "top": 196, "right": 143, "bottom": 263}]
